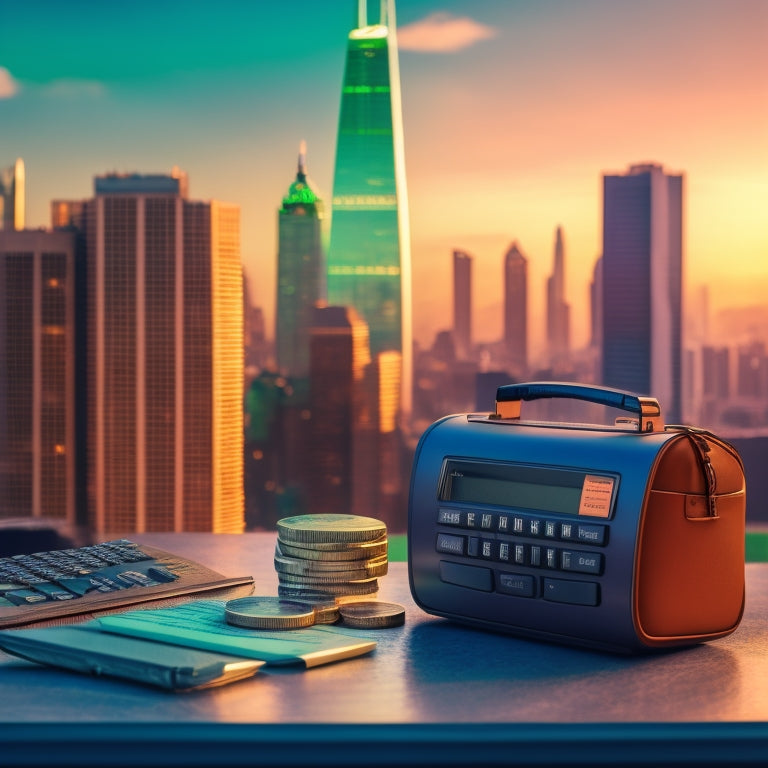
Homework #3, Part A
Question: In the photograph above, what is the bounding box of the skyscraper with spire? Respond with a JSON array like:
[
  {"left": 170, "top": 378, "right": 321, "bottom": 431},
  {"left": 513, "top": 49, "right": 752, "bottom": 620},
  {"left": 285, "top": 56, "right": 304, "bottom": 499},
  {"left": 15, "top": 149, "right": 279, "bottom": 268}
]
[
  {"left": 546, "top": 225, "right": 571, "bottom": 368},
  {"left": 503, "top": 241, "right": 528, "bottom": 376},
  {"left": 327, "top": 0, "right": 412, "bottom": 417},
  {"left": 276, "top": 142, "right": 324, "bottom": 378}
]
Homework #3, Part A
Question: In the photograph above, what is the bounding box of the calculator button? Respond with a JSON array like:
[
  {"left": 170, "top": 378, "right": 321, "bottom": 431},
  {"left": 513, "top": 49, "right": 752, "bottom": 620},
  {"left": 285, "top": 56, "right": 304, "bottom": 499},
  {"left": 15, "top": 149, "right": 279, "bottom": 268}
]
[
  {"left": 576, "top": 524, "right": 607, "bottom": 546},
  {"left": 465, "top": 511, "right": 480, "bottom": 529},
  {"left": 436, "top": 533, "right": 465, "bottom": 556},
  {"left": 543, "top": 578, "right": 600, "bottom": 606},
  {"left": 437, "top": 508, "right": 462, "bottom": 526},
  {"left": 467, "top": 536, "right": 480, "bottom": 557},
  {"left": 497, "top": 572, "right": 536, "bottom": 598},
  {"left": 560, "top": 550, "right": 603, "bottom": 575},
  {"left": 497, "top": 515, "right": 511, "bottom": 533},
  {"left": 4, "top": 589, "right": 49, "bottom": 605},
  {"left": 559, "top": 522, "right": 575, "bottom": 540},
  {"left": 480, "top": 540, "right": 495, "bottom": 559},
  {"left": 439, "top": 561, "right": 493, "bottom": 592},
  {"left": 479, "top": 513, "right": 495, "bottom": 531}
]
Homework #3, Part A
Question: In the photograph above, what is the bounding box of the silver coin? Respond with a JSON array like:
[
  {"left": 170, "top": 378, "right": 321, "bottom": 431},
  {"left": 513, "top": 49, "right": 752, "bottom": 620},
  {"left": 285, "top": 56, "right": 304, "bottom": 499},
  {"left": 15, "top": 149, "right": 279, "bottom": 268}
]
[
  {"left": 339, "top": 601, "right": 406, "bottom": 629},
  {"left": 276, "top": 514, "right": 387, "bottom": 545},
  {"left": 224, "top": 596, "right": 316, "bottom": 630}
]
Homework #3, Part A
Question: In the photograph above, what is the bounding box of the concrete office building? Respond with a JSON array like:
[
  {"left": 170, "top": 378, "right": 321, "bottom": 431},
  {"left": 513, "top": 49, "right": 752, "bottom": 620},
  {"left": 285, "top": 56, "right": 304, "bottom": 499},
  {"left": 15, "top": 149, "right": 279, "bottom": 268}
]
[
  {"left": 79, "top": 170, "right": 244, "bottom": 534},
  {"left": 601, "top": 163, "right": 683, "bottom": 422},
  {"left": 275, "top": 142, "right": 325, "bottom": 378},
  {"left": 0, "top": 229, "right": 77, "bottom": 523},
  {"left": 452, "top": 250, "right": 472, "bottom": 360},
  {"left": 326, "top": 0, "right": 412, "bottom": 417},
  {"left": 0, "top": 158, "right": 25, "bottom": 231},
  {"left": 503, "top": 241, "right": 528, "bottom": 376}
]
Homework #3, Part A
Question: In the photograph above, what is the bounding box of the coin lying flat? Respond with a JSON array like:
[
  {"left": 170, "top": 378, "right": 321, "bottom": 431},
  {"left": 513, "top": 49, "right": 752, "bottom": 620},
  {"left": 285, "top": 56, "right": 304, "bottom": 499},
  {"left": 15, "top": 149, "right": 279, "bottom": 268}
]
[
  {"left": 339, "top": 601, "right": 406, "bottom": 629},
  {"left": 278, "top": 579, "right": 380, "bottom": 598},
  {"left": 224, "top": 596, "right": 316, "bottom": 630},
  {"left": 276, "top": 514, "right": 387, "bottom": 545}
]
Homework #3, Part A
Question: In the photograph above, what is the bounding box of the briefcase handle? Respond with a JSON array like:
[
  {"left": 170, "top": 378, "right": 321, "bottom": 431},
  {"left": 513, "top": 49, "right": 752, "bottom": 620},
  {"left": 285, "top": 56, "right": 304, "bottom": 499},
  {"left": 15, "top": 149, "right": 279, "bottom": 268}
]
[{"left": 494, "top": 382, "right": 665, "bottom": 433}]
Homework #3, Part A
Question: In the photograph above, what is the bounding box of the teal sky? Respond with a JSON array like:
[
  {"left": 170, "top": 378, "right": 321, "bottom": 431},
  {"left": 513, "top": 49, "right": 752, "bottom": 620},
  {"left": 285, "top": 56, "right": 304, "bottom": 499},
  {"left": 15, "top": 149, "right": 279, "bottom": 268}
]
[{"left": 2, "top": 0, "right": 767, "bottom": 353}]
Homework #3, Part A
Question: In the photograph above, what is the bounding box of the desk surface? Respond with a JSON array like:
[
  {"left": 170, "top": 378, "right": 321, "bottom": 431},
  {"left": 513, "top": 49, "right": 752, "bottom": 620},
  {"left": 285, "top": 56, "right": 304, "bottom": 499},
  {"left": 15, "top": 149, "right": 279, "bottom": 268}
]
[{"left": 1, "top": 532, "right": 767, "bottom": 767}]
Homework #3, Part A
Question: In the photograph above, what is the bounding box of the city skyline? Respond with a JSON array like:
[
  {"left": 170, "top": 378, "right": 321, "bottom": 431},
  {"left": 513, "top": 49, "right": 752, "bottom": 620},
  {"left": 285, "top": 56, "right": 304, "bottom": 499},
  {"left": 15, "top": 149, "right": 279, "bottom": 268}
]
[{"left": 2, "top": 0, "right": 767, "bottom": 356}]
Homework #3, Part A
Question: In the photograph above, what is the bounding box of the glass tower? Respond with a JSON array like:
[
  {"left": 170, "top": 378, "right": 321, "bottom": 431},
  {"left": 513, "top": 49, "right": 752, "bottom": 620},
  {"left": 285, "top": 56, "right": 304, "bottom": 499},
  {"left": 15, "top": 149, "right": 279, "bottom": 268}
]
[
  {"left": 276, "top": 142, "right": 324, "bottom": 378},
  {"left": 327, "top": 0, "right": 412, "bottom": 415},
  {"left": 602, "top": 163, "right": 683, "bottom": 423}
]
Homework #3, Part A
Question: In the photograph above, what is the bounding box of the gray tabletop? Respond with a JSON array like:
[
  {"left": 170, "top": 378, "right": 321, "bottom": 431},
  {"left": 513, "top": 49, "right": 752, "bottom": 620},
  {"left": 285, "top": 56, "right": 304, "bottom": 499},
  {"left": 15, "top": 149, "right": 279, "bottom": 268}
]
[{"left": 1, "top": 532, "right": 767, "bottom": 767}]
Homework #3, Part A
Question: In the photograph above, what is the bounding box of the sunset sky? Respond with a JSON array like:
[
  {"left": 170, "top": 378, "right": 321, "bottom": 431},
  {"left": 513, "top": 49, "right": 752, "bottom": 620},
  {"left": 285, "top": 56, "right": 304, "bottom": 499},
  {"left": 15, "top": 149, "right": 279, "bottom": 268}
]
[{"left": 2, "top": 0, "right": 767, "bottom": 358}]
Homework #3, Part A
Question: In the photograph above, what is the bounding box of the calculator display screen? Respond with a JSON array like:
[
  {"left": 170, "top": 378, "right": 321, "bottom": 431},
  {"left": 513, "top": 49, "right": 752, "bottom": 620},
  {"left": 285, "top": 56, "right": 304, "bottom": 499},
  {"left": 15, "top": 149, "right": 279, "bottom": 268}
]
[{"left": 439, "top": 460, "right": 615, "bottom": 518}]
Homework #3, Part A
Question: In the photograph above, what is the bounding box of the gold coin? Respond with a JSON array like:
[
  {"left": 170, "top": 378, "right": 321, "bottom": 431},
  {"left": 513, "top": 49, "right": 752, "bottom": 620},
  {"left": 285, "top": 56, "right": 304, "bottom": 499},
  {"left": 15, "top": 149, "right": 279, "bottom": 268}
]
[
  {"left": 273, "top": 551, "right": 388, "bottom": 579},
  {"left": 276, "top": 514, "right": 386, "bottom": 545},
  {"left": 277, "top": 578, "right": 380, "bottom": 598},
  {"left": 224, "top": 596, "right": 316, "bottom": 630},
  {"left": 276, "top": 570, "right": 379, "bottom": 586},
  {"left": 339, "top": 601, "right": 406, "bottom": 629},
  {"left": 276, "top": 537, "right": 388, "bottom": 561}
]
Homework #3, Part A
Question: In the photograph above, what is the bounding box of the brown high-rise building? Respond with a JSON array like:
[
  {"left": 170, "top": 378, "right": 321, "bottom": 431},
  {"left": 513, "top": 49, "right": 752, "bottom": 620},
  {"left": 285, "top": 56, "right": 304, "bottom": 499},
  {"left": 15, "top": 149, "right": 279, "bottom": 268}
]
[
  {"left": 0, "top": 229, "right": 77, "bottom": 523},
  {"left": 80, "top": 170, "right": 244, "bottom": 534},
  {"left": 452, "top": 250, "right": 472, "bottom": 360},
  {"left": 503, "top": 241, "right": 528, "bottom": 376},
  {"left": 307, "top": 305, "right": 373, "bottom": 517}
]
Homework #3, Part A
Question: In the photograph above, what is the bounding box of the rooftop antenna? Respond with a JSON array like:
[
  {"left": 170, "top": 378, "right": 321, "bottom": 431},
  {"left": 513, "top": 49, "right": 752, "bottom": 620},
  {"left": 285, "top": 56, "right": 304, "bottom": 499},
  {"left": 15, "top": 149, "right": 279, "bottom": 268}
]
[{"left": 298, "top": 140, "right": 307, "bottom": 178}]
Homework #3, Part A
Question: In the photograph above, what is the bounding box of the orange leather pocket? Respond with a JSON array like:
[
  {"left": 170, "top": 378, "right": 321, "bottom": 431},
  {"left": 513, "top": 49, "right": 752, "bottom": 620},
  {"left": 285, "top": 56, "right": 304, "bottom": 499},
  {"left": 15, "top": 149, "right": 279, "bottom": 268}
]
[{"left": 634, "top": 433, "right": 745, "bottom": 645}]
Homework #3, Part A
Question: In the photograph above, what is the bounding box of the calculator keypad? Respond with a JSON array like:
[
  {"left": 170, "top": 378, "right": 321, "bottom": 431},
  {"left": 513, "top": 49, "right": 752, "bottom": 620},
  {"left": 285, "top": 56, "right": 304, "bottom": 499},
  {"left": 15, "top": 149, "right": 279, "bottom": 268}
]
[{"left": 436, "top": 507, "right": 607, "bottom": 606}]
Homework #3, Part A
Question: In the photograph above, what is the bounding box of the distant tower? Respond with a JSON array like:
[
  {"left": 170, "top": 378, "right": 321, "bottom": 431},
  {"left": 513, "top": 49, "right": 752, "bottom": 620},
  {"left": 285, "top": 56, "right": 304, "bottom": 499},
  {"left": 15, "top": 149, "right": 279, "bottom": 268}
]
[
  {"left": 589, "top": 256, "right": 603, "bottom": 350},
  {"left": 0, "top": 158, "right": 25, "bottom": 231},
  {"left": 307, "top": 305, "right": 373, "bottom": 516},
  {"left": 326, "top": 0, "right": 412, "bottom": 417},
  {"left": 0, "top": 229, "right": 77, "bottom": 523},
  {"left": 81, "top": 170, "right": 244, "bottom": 534},
  {"left": 503, "top": 241, "right": 528, "bottom": 375},
  {"left": 275, "top": 142, "right": 324, "bottom": 378},
  {"left": 602, "top": 163, "right": 683, "bottom": 422},
  {"left": 452, "top": 250, "right": 472, "bottom": 359},
  {"left": 546, "top": 226, "right": 570, "bottom": 367}
]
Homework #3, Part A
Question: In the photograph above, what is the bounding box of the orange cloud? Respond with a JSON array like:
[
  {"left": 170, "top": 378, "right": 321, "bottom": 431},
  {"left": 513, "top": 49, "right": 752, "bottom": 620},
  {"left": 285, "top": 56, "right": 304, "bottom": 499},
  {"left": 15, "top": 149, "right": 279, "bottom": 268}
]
[
  {"left": 0, "top": 67, "right": 19, "bottom": 99},
  {"left": 397, "top": 12, "right": 497, "bottom": 53}
]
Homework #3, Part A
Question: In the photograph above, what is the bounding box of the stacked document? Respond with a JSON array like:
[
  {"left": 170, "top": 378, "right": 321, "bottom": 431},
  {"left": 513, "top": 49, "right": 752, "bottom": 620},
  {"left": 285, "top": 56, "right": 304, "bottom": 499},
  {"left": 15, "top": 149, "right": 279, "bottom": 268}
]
[{"left": 0, "top": 599, "right": 376, "bottom": 691}]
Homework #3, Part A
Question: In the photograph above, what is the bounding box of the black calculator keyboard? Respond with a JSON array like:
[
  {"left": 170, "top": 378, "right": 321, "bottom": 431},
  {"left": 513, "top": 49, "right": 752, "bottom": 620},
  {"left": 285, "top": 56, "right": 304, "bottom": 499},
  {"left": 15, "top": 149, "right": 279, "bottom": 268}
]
[{"left": 0, "top": 539, "right": 254, "bottom": 629}]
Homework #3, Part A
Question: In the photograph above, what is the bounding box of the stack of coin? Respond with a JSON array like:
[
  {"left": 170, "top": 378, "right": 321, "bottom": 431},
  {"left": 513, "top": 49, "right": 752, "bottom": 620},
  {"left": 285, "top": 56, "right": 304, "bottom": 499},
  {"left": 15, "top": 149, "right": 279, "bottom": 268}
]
[{"left": 274, "top": 514, "right": 388, "bottom": 601}]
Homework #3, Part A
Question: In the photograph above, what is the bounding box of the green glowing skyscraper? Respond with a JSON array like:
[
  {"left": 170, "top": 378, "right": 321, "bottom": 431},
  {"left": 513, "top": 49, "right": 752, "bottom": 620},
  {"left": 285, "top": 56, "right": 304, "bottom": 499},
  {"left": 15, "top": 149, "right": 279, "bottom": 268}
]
[{"left": 327, "top": 0, "right": 412, "bottom": 415}]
